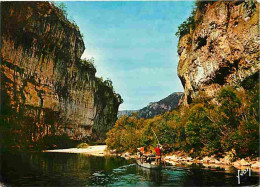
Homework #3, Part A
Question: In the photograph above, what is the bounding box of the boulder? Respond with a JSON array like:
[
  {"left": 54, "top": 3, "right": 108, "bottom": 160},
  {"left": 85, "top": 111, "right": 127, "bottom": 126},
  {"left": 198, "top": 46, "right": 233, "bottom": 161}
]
[
  {"left": 251, "top": 162, "right": 260, "bottom": 169},
  {"left": 233, "top": 160, "right": 241, "bottom": 167},
  {"left": 209, "top": 158, "right": 221, "bottom": 164},
  {"left": 219, "top": 157, "right": 232, "bottom": 165},
  {"left": 203, "top": 156, "right": 210, "bottom": 163},
  {"left": 165, "top": 155, "right": 178, "bottom": 161},
  {"left": 240, "top": 159, "right": 250, "bottom": 166}
]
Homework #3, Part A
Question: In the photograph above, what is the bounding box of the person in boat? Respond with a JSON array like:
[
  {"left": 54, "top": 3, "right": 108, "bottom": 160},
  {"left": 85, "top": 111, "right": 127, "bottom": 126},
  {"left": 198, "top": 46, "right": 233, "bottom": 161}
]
[
  {"left": 154, "top": 144, "right": 162, "bottom": 165},
  {"left": 137, "top": 147, "right": 145, "bottom": 163},
  {"left": 140, "top": 147, "right": 144, "bottom": 154},
  {"left": 137, "top": 148, "right": 141, "bottom": 159},
  {"left": 146, "top": 150, "right": 155, "bottom": 164}
]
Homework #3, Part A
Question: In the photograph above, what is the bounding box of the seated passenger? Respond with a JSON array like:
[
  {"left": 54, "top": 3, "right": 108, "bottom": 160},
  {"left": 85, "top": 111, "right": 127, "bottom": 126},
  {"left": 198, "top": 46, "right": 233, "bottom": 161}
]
[{"left": 146, "top": 150, "right": 155, "bottom": 164}]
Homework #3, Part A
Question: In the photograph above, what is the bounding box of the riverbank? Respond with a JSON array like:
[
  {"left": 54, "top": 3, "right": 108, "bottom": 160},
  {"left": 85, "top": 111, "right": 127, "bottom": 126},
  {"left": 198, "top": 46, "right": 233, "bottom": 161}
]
[
  {"left": 43, "top": 146, "right": 260, "bottom": 173},
  {"left": 43, "top": 145, "right": 108, "bottom": 156},
  {"left": 118, "top": 151, "right": 260, "bottom": 173},
  {"left": 163, "top": 155, "right": 260, "bottom": 173}
]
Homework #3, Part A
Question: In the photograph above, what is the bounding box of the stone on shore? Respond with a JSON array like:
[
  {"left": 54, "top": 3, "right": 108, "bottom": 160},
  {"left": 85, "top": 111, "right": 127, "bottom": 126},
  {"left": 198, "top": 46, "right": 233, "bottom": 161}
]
[
  {"left": 165, "top": 155, "right": 179, "bottom": 161},
  {"left": 203, "top": 156, "right": 210, "bottom": 163},
  {"left": 233, "top": 159, "right": 250, "bottom": 168},
  {"left": 233, "top": 160, "right": 241, "bottom": 167},
  {"left": 209, "top": 158, "right": 221, "bottom": 164},
  {"left": 219, "top": 155, "right": 232, "bottom": 165},
  {"left": 240, "top": 159, "right": 250, "bottom": 166},
  {"left": 251, "top": 162, "right": 260, "bottom": 169}
]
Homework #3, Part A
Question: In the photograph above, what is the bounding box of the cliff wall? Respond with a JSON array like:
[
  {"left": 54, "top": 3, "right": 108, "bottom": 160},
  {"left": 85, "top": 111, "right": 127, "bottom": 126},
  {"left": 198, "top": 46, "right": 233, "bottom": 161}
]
[
  {"left": 177, "top": 0, "right": 259, "bottom": 104},
  {"left": 0, "top": 2, "right": 122, "bottom": 148}
]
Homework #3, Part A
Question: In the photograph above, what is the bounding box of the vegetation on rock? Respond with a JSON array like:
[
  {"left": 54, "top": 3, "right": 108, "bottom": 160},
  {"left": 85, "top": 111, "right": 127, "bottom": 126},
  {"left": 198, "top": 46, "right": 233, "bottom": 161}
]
[
  {"left": 175, "top": 1, "right": 215, "bottom": 38},
  {"left": 106, "top": 80, "right": 259, "bottom": 158},
  {"left": 175, "top": 10, "right": 196, "bottom": 38}
]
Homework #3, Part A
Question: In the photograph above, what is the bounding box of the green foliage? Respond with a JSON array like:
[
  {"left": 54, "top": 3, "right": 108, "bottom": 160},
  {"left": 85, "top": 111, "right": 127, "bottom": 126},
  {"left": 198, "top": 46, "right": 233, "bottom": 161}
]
[
  {"left": 55, "top": 2, "right": 68, "bottom": 18},
  {"left": 106, "top": 116, "right": 140, "bottom": 152},
  {"left": 106, "top": 83, "right": 259, "bottom": 158},
  {"left": 185, "top": 104, "right": 221, "bottom": 156},
  {"left": 77, "top": 143, "right": 89, "bottom": 149},
  {"left": 175, "top": 1, "right": 213, "bottom": 38},
  {"left": 175, "top": 10, "right": 196, "bottom": 37},
  {"left": 80, "top": 58, "right": 95, "bottom": 69},
  {"left": 52, "top": 2, "right": 79, "bottom": 29},
  {"left": 217, "top": 87, "right": 242, "bottom": 129}
]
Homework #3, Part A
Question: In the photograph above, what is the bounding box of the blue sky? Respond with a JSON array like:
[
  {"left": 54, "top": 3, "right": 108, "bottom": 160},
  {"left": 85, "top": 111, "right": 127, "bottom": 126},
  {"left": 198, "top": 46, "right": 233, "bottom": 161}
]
[{"left": 63, "top": 1, "right": 195, "bottom": 110}]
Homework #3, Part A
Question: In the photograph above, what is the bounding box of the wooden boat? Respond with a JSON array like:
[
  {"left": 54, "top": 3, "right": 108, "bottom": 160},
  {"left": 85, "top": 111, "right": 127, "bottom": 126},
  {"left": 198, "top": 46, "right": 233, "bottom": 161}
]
[{"left": 136, "top": 159, "right": 162, "bottom": 169}]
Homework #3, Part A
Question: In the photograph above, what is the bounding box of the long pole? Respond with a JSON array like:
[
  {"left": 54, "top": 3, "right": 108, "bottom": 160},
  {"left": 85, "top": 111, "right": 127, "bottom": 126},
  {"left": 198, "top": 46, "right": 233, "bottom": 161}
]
[{"left": 151, "top": 128, "right": 160, "bottom": 145}]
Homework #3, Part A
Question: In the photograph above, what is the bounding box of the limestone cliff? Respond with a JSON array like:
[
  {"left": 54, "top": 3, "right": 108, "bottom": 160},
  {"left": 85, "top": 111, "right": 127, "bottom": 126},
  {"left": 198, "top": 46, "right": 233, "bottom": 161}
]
[
  {"left": 0, "top": 2, "right": 122, "bottom": 148},
  {"left": 177, "top": 0, "right": 259, "bottom": 105}
]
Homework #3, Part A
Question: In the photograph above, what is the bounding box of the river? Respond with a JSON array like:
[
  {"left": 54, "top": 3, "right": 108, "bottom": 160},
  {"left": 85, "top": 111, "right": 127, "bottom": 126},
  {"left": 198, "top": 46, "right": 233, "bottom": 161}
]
[{"left": 0, "top": 152, "right": 259, "bottom": 186}]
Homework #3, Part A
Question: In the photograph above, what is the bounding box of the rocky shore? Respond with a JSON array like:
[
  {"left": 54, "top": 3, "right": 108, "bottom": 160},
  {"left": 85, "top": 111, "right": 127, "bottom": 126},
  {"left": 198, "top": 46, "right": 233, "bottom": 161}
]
[
  {"left": 117, "top": 151, "right": 260, "bottom": 173},
  {"left": 164, "top": 155, "right": 260, "bottom": 173},
  {"left": 44, "top": 146, "right": 260, "bottom": 173}
]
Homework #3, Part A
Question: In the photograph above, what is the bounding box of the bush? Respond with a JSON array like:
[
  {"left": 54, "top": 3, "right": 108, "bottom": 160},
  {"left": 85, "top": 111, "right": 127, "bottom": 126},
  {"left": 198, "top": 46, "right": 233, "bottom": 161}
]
[
  {"left": 175, "top": 11, "right": 195, "bottom": 37},
  {"left": 175, "top": 1, "right": 213, "bottom": 38},
  {"left": 76, "top": 143, "right": 89, "bottom": 149},
  {"left": 106, "top": 84, "right": 259, "bottom": 158}
]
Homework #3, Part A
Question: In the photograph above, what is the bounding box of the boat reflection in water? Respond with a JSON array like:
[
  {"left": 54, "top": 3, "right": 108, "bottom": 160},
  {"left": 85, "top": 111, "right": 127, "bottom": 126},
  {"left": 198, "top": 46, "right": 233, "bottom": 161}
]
[{"left": 136, "top": 164, "right": 164, "bottom": 185}]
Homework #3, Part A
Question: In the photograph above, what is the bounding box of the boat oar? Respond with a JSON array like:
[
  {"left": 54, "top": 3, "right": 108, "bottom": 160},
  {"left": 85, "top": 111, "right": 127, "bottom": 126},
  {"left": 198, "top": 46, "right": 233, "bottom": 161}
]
[
  {"left": 151, "top": 127, "right": 166, "bottom": 167},
  {"left": 151, "top": 128, "right": 160, "bottom": 146}
]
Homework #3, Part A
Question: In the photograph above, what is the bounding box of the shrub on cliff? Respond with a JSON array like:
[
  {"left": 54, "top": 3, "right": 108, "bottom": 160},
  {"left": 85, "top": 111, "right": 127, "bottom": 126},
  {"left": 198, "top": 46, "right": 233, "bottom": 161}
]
[
  {"left": 175, "top": 11, "right": 195, "bottom": 38},
  {"left": 106, "top": 83, "right": 259, "bottom": 158},
  {"left": 175, "top": 1, "right": 213, "bottom": 38}
]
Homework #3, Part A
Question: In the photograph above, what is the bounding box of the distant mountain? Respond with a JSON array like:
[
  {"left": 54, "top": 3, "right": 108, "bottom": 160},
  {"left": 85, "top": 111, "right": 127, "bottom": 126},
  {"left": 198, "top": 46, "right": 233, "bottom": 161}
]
[
  {"left": 138, "top": 92, "right": 184, "bottom": 118},
  {"left": 117, "top": 110, "right": 138, "bottom": 118},
  {"left": 117, "top": 92, "right": 184, "bottom": 119}
]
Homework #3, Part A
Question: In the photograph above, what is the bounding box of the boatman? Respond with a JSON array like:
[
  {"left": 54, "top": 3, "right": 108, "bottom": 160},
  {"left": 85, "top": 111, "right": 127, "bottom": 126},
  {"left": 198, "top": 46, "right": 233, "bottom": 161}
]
[{"left": 154, "top": 144, "right": 161, "bottom": 165}]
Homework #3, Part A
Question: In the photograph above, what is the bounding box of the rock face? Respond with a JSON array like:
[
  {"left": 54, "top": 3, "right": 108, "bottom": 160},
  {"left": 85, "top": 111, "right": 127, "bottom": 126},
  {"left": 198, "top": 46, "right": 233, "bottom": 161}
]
[
  {"left": 177, "top": 1, "right": 259, "bottom": 105},
  {"left": 138, "top": 92, "right": 184, "bottom": 118},
  {"left": 0, "top": 2, "right": 122, "bottom": 147},
  {"left": 118, "top": 92, "right": 184, "bottom": 119}
]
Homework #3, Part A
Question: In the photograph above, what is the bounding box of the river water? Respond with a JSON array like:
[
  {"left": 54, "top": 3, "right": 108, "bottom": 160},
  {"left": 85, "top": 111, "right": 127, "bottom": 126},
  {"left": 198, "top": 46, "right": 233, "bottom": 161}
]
[{"left": 0, "top": 152, "right": 259, "bottom": 186}]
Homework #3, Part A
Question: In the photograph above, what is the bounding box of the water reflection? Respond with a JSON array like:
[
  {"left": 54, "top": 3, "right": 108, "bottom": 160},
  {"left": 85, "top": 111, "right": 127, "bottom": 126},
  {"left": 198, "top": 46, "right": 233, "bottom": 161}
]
[{"left": 0, "top": 152, "right": 259, "bottom": 186}]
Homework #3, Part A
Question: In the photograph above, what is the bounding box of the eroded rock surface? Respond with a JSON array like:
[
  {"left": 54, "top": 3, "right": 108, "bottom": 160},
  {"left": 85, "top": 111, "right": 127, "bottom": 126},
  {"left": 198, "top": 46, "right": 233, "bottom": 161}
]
[
  {"left": 177, "top": 1, "right": 259, "bottom": 104},
  {"left": 0, "top": 2, "right": 122, "bottom": 147}
]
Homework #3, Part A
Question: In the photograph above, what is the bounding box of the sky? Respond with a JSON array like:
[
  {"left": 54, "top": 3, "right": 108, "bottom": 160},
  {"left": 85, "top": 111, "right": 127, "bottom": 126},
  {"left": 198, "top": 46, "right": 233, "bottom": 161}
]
[{"left": 63, "top": 1, "right": 195, "bottom": 110}]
